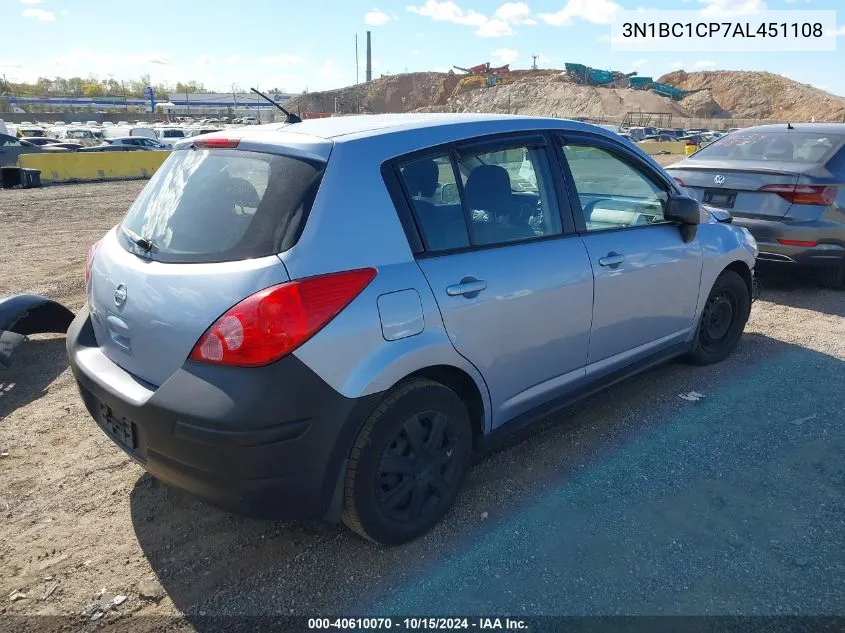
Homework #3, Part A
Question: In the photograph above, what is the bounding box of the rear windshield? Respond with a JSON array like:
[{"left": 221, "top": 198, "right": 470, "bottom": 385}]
[
  {"left": 693, "top": 130, "right": 845, "bottom": 164},
  {"left": 119, "top": 148, "right": 325, "bottom": 263},
  {"left": 162, "top": 130, "right": 185, "bottom": 138}
]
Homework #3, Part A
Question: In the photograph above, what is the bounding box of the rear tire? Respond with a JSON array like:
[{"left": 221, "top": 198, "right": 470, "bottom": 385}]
[
  {"left": 341, "top": 378, "right": 472, "bottom": 545},
  {"left": 820, "top": 263, "right": 845, "bottom": 290},
  {"left": 686, "top": 269, "right": 750, "bottom": 366}
]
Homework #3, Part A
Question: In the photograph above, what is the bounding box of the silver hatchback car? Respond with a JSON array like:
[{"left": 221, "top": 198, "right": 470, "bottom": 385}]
[{"left": 67, "top": 114, "right": 757, "bottom": 544}]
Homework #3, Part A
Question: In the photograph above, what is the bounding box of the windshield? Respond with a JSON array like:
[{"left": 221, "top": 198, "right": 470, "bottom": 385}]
[
  {"left": 120, "top": 148, "right": 325, "bottom": 263},
  {"left": 692, "top": 129, "right": 845, "bottom": 163}
]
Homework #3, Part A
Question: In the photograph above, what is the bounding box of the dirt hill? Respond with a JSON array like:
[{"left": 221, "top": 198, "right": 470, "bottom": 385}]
[
  {"left": 283, "top": 69, "right": 845, "bottom": 124},
  {"left": 417, "top": 72, "right": 689, "bottom": 119},
  {"left": 659, "top": 70, "right": 845, "bottom": 121},
  {"left": 286, "top": 72, "right": 460, "bottom": 116}
]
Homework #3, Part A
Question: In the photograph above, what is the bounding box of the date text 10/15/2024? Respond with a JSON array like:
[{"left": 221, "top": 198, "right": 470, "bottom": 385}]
[{"left": 308, "top": 618, "right": 528, "bottom": 630}]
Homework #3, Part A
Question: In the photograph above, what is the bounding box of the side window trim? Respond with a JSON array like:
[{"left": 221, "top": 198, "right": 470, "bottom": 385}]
[
  {"left": 447, "top": 148, "right": 477, "bottom": 245},
  {"left": 380, "top": 160, "right": 425, "bottom": 254},
  {"left": 555, "top": 133, "right": 675, "bottom": 234}
]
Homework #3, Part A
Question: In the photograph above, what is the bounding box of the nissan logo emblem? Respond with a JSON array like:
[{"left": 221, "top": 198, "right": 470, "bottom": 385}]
[
  {"left": 714, "top": 175, "right": 726, "bottom": 185},
  {"left": 114, "top": 283, "right": 128, "bottom": 307}
]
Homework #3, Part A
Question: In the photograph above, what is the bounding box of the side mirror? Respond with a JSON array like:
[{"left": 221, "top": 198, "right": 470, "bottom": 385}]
[
  {"left": 665, "top": 195, "right": 701, "bottom": 225},
  {"left": 665, "top": 195, "right": 701, "bottom": 243}
]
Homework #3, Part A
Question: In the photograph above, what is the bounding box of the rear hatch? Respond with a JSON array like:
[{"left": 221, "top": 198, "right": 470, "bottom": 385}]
[
  {"left": 668, "top": 129, "right": 845, "bottom": 220},
  {"left": 88, "top": 139, "right": 328, "bottom": 386}
]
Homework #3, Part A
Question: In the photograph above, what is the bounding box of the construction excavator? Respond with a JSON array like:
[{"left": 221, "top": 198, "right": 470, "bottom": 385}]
[{"left": 453, "top": 63, "right": 511, "bottom": 75}]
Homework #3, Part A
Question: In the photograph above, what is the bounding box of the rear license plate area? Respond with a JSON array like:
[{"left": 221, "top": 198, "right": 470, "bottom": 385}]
[
  {"left": 98, "top": 403, "right": 137, "bottom": 451},
  {"left": 703, "top": 189, "right": 737, "bottom": 209}
]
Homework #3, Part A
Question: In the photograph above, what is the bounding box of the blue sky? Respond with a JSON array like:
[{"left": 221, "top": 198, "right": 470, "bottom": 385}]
[{"left": 2, "top": 0, "right": 843, "bottom": 95}]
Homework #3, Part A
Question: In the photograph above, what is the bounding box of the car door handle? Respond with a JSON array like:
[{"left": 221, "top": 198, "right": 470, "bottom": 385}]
[
  {"left": 446, "top": 279, "right": 487, "bottom": 297},
  {"left": 598, "top": 252, "right": 625, "bottom": 267}
]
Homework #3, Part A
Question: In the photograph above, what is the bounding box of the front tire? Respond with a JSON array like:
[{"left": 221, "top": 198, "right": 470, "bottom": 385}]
[
  {"left": 686, "top": 269, "right": 750, "bottom": 365},
  {"left": 341, "top": 378, "right": 472, "bottom": 545}
]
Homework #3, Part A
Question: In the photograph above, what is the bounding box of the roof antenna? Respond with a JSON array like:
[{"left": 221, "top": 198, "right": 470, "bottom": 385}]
[
  {"left": 250, "top": 87, "right": 302, "bottom": 124},
  {"left": 786, "top": 121, "right": 794, "bottom": 130}
]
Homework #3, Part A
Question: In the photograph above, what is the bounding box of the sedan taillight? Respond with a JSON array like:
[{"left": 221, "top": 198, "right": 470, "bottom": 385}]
[{"left": 758, "top": 184, "right": 837, "bottom": 206}]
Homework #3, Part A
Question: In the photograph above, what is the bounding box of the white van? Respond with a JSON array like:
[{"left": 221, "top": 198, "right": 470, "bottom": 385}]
[
  {"left": 103, "top": 126, "right": 157, "bottom": 141},
  {"left": 153, "top": 127, "right": 188, "bottom": 147},
  {"left": 52, "top": 126, "right": 101, "bottom": 146}
]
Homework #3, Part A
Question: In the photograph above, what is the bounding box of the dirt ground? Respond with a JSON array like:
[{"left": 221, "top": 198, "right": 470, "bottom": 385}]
[{"left": 1, "top": 179, "right": 843, "bottom": 632}]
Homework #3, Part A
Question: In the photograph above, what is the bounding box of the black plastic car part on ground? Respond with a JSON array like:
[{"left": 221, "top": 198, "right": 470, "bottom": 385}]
[{"left": 0, "top": 294, "right": 74, "bottom": 366}]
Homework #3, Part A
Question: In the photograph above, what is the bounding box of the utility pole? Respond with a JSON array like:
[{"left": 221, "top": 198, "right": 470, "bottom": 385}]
[
  {"left": 355, "top": 34, "right": 360, "bottom": 114},
  {"left": 532, "top": 54, "right": 539, "bottom": 70}
]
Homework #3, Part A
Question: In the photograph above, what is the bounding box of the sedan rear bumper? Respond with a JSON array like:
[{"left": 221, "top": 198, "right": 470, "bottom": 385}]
[{"left": 731, "top": 216, "right": 845, "bottom": 266}]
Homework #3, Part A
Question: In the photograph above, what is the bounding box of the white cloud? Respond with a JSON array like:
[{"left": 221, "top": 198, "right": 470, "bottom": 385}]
[
  {"left": 407, "top": 0, "right": 532, "bottom": 37},
  {"left": 20, "top": 0, "right": 42, "bottom": 4},
  {"left": 539, "top": 0, "right": 620, "bottom": 26},
  {"left": 491, "top": 48, "right": 519, "bottom": 65},
  {"left": 829, "top": 24, "right": 845, "bottom": 36},
  {"left": 694, "top": 60, "right": 717, "bottom": 68},
  {"left": 596, "top": 34, "right": 611, "bottom": 42},
  {"left": 632, "top": 58, "right": 648, "bottom": 68},
  {"left": 493, "top": 2, "right": 536, "bottom": 24},
  {"left": 476, "top": 19, "right": 514, "bottom": 37},
  {"left": 195, "top": 55, "right": 215, "bottom": 66},
  {"left": 671, "top": 60, "right": 684, "bottom": 69},
  {"left": 22, "top": 8, "right": 55, "bottom": 21},
  {"left": 406, "top": 1, "right": 486, "bottom": 26},
  {"left": 364, "top": 8, "right": 393, "bottom": 25},
  {"left": 222, "top": 55, "right": 244, "bottom": 64},
  {"left": 697, "top": 0, "right": 766, "bottom": 17},
  {"left": 258, "top": 53, "right": 308, "bottom": 66}
]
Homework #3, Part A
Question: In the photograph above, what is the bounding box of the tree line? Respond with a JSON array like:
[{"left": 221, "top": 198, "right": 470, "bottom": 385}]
[{"left": 0, "top": 74, "right": 209, "bottom": 99}]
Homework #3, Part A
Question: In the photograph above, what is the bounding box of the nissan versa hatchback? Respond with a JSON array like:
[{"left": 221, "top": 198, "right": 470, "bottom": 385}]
[{"left": 67, "top": 114, "right": 758, "bottom": 545}]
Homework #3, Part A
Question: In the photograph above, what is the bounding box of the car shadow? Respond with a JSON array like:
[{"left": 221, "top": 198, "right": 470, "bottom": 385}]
[
  {"left": 0, "top": 335, "right": 69, "bottom": 420},
  {"left": 130, "top": 334, "right": 845, "bottom": 624},
  {"left": 755, "top": 266, "right": 845, "bottom": 317}
]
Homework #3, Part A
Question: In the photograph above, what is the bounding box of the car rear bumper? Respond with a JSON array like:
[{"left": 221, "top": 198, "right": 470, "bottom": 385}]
[
  {"left": 66, "top": 306, "right": 382, "bottom": 519},
  {"left": 732, "top": 216, "right": 845, "bottom": 266}
]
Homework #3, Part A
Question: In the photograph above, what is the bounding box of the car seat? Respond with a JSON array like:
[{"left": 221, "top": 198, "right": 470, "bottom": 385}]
[{"left": 464, "top": 165, "right": 534, "bottom": 244}]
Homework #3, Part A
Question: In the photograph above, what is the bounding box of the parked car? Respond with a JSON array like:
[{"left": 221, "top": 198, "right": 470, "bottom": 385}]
[
  {"left": 101, "top": 137, "right": 168, "bottom": 150},
  {"left": 667, "top": 123, "right": 845, "bottom": 288},
  {"left": 48, "top": 142, "right": 84, "bottom": 151},
  {"left": 153, "top": 128, "right": 187, "bottom": 147},
  {"left": 68, "top": 114, "right": 757, "bottom": 544},
  {"left": 103, "top": 126, "right": 157, "bottom": 141},
  {"left": 20, "top": 137, "right": 62, "bottom": 146},
  {"left": 0, "top": 132, "right": 42, "bottom": 166},
  {"left": 639, "top": 134, "right": 677, "bottom": 143}
]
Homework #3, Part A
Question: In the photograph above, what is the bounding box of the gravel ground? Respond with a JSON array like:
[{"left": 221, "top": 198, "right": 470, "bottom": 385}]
[{"left": 0, "top": 179, "right": 843, "bottom": 631}]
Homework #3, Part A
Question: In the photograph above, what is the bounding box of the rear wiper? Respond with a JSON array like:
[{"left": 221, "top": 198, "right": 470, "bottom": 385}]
[
  {"left": 132, "top": 235, "right": 156, "bottom": 252},
  {"left": 121, "top": 225, "right": 156, "bottom": 253}
]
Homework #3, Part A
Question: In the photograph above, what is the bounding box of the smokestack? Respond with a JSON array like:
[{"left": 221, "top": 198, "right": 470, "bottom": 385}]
[{"left": 366, "top": 31, "right": 372, "bottom": 83}]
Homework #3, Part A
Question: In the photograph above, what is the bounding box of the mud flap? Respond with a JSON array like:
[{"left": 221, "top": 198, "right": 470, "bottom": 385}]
[{"left": 0, "top": 295, "right": 75, "bottom": 366}]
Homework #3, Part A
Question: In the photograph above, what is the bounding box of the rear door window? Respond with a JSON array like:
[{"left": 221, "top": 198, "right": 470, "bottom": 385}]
[
  {"left": 119, "top": 148, "right": 324, "bottom": 263},
  {"left": 397, "top": 141, "right": 562, "bottom": 252}
]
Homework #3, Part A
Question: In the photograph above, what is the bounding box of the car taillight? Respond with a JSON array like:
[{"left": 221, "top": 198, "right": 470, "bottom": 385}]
[
  {"left": 674, "top": 177, "right": 687, "bottom": 187},
  {"left": 777, "top": 239, "right": 818, "bottom": 247},
  {"left": 84, "top": 239, "right": 102, "bottom": 287},
  {"left": 758, "top": 184, "right": 837, "bottom": 206},
  {"left": 189, "top": 268, "right": 377, "bottom": 367}
]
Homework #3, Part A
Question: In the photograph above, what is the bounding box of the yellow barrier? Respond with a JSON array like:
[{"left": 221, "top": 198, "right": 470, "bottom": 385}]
[
  {"left": 18, "top": 151, "right": 171, "bottom": 184},
  {"left": 636, "top": 141, "right": 691, "bottom": 155}
]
